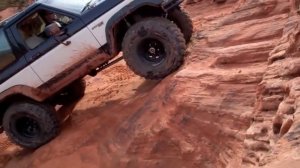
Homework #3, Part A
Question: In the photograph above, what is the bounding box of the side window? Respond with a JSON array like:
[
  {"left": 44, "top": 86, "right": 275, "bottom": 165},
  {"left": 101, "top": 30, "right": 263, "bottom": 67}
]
[
  {"left": 0, "top": 30, "right": 16, "bottom": 70},
  {"left": 17, "top": 10, "right": 73, "bottom": 49}
]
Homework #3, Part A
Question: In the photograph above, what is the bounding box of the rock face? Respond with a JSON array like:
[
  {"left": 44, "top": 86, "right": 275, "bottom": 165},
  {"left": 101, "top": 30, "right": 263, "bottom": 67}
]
[
  {"left": 1, "top": 0, "right": 300, "bottom": 168},
  {"left": 243, "top": 0, "right": 300, "bottom": 167},
  {"left": 0, "top": 0, "right": 33, "bottom": 20},
  {"left": 0, "top": 7, "right": 18, "bottom": 20}
]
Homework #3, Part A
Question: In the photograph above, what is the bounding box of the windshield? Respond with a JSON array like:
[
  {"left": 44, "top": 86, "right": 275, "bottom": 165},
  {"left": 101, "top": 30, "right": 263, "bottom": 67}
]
[
  {"left": 0, "top": 29, "right": 16, "bottom": 70},
  {"left": 38, "top": 0, "right": 105, "bottom": 14}
]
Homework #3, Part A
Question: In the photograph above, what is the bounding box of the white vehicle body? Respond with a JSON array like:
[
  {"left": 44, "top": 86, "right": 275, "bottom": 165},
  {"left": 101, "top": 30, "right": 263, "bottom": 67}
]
[{"left": 0, "top": 0, "right": 134, "bottom": 94}]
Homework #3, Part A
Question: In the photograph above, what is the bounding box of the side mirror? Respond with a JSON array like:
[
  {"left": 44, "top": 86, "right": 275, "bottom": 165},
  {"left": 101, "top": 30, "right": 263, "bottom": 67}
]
[{"left": 44, "top": 21, "right": 63, "bottom": 37}]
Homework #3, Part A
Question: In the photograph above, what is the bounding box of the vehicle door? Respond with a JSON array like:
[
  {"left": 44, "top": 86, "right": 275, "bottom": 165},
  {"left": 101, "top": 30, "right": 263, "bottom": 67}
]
[
  {"left": 10, "top": 6, "right": 102, "bottom": 82},
  {"left": 0, "top": 28, "right": 42, "bottom": 92}
]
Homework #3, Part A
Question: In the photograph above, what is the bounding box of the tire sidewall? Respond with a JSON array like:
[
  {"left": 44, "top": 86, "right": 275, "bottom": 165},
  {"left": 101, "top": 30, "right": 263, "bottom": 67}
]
[
  {"left": 3, "top": 102, "right": 58, "bottom": 148},
  {"left": 168, "top": 8, "right": 193, "bottom": 43},
  {"left": 123, "top": 18, "right": 185, "bottom": 79}
]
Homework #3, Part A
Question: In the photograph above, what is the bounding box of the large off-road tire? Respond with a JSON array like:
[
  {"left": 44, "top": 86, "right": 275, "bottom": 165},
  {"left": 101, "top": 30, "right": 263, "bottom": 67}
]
[
  {"left": 55, "top": 79, "right": 86, "bottom": 105},
  {"left": 3, "top": 102, "right": 59, "bottom": 149},
  {"left": 168, "top": 8, "right": 193, "bottom": 43},
  {"left": 122, "top": 17, "right": 186, "bottom": 80}
]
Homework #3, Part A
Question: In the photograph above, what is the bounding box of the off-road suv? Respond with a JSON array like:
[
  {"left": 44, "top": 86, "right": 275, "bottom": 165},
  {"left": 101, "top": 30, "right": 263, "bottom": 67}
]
[{"left": 0, "top": 0, "right": 192, "bottom": 148}]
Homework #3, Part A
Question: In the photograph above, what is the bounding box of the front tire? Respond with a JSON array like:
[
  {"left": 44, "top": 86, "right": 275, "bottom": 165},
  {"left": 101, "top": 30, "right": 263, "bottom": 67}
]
[
  {"left": 3, "top": 102, "right": 59, "bottom": 149},
  {"left": 122, "top": 17, "right": 186, "bottom": 80}
]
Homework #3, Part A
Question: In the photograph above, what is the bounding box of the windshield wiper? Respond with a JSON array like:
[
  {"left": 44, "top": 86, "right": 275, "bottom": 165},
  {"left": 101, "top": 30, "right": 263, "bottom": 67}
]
[{"left": 81, "top": 0, "right": 94, "bottom": 12}]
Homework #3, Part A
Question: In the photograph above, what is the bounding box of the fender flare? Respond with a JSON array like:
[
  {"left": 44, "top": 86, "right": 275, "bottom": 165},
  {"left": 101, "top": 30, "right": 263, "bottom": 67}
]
[
  {"left": 0, "top": 85, "right": 50, "bottom": 103},
  {"left": 105, "top": 0, "right": 163, "bottom": 56}
]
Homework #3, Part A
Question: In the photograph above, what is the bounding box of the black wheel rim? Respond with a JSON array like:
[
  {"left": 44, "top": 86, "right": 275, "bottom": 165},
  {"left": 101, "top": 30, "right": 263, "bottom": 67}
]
[
  {"left": 138, "top": 38, "right": 166, "bottom": 65},
  {"left": 14, "top": 116, "right": 41, "bottom": 139}
]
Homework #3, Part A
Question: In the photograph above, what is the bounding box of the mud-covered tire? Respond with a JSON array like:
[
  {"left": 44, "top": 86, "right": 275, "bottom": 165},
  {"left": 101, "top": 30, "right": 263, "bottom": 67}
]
[
  {"left": 168, "top": 8, "right": 193, "bottom": 43},
  {"left": 122, "top": 17, "right": 186, "bottom": 80},
  {"left": 3, "top": 102, "right": 59, "bottom": 149}
]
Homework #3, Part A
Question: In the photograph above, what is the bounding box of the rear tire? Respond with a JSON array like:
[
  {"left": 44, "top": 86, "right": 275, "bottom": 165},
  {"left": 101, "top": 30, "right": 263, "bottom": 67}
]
[
  {"left": 168, "top": 8, "right": 193, "bottom": 43},
  {"left": 122, "top": 17, "right": 186, "bottom": 80},
  {"left": 3, "top": 102, "right": 59, "bottom": 149}
]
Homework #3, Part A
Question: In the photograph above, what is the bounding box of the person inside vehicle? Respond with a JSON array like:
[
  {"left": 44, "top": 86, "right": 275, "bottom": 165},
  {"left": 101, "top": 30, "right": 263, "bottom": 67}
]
[
  {"left": 39, "top": 11, "right": 62, "bottom": 36},
  {"left": 41, "top": 11, "right": 55, "bottom": 24},
  {"left": 18, "top": 15, "right": 46, "bottom": 49},
  {"left": 40, "top": 11, "right": 72, "bottom": 37}
]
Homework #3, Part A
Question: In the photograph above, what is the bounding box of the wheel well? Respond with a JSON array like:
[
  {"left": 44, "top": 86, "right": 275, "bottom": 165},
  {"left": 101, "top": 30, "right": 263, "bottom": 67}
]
[
  {"left": 110, "top": 6, "right": 165, "bottom": 56},
  {"left": 0, "top": 94, "right": 35, "bottom": 125}
]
